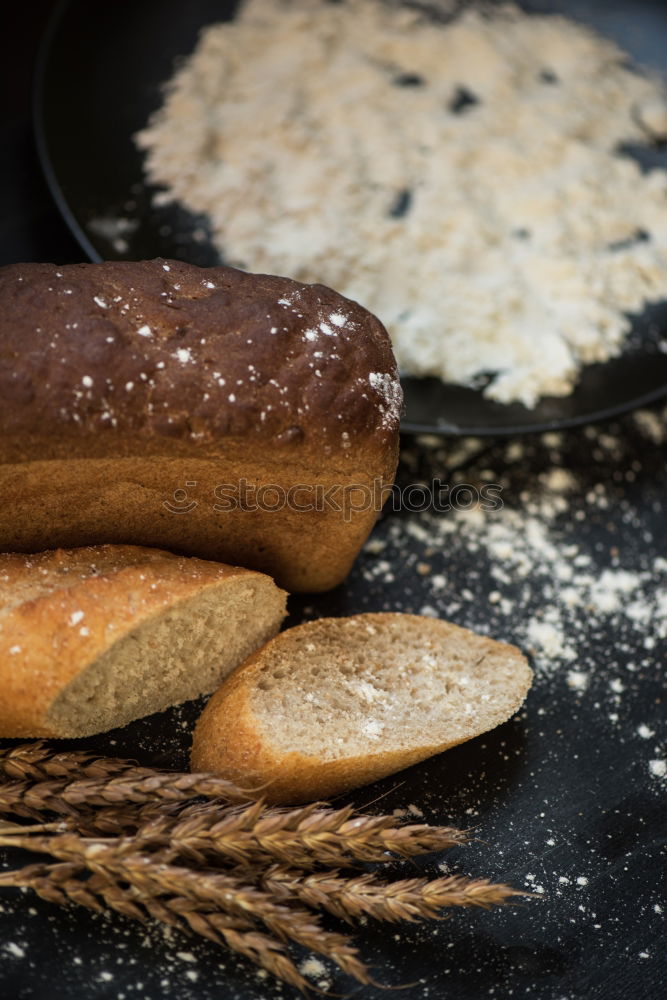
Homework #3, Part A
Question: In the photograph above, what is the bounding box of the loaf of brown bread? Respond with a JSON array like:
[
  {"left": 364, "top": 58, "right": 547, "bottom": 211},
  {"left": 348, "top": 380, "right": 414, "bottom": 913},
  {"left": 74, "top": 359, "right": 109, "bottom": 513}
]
[
  {"left": 0, "top": 260, "right": 401, "bottom": 592},
  {"left": 0, "top": 544, "right": 287, "bottom": 738}
]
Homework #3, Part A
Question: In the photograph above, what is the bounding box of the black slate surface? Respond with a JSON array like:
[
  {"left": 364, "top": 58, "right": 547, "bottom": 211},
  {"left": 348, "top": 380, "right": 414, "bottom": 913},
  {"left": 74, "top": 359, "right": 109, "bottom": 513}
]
[{"left": 1, "top": 3, "right": 666, "bottom": 999}]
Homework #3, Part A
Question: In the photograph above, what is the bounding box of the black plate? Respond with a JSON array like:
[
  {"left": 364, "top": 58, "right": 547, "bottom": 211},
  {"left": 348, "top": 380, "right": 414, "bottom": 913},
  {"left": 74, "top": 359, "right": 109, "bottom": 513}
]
[{"left": 34, "top": 0, "right": 667, "bottom": 433}]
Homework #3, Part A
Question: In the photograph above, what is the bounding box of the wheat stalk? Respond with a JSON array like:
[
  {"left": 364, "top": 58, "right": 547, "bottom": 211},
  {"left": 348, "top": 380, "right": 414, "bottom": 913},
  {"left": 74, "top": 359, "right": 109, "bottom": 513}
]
[
  {"left": 0, "top": 829, "right": 371, "bottom": 985},
  {"left": 133, "top": 801, "right": 469, "bottom": 869},
  {"left": 0, "top": 770, "right": 251, "bottom": 818},
  {"left": 0, "top": 743, "right": 253, "bottom": 824},
  {"left": 0, "top": 745, "right": 527, "bottom": 991},
  {"left": 0, "top": 861, "right": 309, "bottom": 991},
  {"left": 0, "top": 742, "right": 141, "bottom": 783},
  {"left": 0, "top": 774, "right": 468, "bottom": 866},
  {"left": 0, "top": 784, "right": 186, "bottom": 836},
  {"left": 263, "top": 867, "right": 525, "bottom": 923},
  {"left": 0, "top": 761, "right": 256, "bottom": 835}
]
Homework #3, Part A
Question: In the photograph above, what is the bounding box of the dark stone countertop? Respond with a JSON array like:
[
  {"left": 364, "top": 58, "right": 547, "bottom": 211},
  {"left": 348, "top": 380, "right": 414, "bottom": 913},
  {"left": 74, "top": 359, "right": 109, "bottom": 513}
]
[{"left": 0, "top": 4, "right": 665, "bottom": 999}]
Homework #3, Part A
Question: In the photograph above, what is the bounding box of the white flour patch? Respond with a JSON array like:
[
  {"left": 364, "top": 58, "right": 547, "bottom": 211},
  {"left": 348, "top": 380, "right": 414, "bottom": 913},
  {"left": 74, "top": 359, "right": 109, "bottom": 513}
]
[{"left": 137, "top": 0, "right": 667, "bottom": 406}]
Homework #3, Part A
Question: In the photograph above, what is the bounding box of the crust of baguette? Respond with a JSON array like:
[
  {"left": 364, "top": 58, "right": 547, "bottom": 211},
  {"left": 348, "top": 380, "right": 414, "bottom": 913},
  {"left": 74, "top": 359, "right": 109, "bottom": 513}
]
[
  {"left": 191, "top": 613, "right": 532, "bottom": 803},
  {"left": 0, "top": 544, "right": 287, "bottom": 738}
]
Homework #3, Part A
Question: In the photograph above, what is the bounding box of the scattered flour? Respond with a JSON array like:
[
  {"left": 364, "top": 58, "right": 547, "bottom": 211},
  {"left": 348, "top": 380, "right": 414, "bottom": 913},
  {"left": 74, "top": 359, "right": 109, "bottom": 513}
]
[
  {"left": 4, "top": 942, "right": 25, "bottom": 958},
  {"left": 362, "top": 410, "right": 667, "bottom": 677},
  {"left": 648, "top": 759, "right": 666, "bottom": 779},
  {"left": 525, "top": 620, "right": 576, "bottom": 662},
  {"left": 137, "top": 0, "right": 667, "bottom": 406},
  {"left": 298, "top": 955, "right": 332, "bottom": 989},
  {"left": 634, "top": 409, "right": 666, "bottom": 444},
  {"left": 411, "top": 496, "right": 667, "bottom": 674},
  {"left": 87, "top": 215, "right": 139, "bottom": 255},
  {"left": 567, "top": 670, "right": 589, "bottom": 692}
]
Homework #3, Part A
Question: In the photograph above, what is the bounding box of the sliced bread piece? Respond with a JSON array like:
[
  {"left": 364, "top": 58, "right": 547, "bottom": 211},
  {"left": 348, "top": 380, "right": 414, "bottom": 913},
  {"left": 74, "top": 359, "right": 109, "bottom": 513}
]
[
  {"left": 191, "top": 612, "right": 532, "bottom": 803},
  {"left": 0, "top": 544, "right": 287, "bottom": 738}
]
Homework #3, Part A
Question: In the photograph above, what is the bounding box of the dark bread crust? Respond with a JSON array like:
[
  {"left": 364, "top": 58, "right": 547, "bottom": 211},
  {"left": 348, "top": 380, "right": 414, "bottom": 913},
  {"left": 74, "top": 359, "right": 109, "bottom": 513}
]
[
  {"left": 0, "top": 259, "right": 400, "bottom": 460},
  {"left": 0, "top": 260, "right": 401, "bottom": 591}
]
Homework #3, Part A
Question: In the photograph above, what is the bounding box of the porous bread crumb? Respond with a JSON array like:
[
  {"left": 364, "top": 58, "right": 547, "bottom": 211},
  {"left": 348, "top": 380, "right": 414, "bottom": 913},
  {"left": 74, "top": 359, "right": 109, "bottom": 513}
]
[
  {"left": 361, "top": 718, "right": 384, "bottom": 739},
  {"left": 137, "top": 0, "right": 667, "bottom": 406},
  {"left": 243, "top": 614, "right": 531, "bottom": 762},
  {"left": 0, "top": 547, "right": 286, "bottom": 738}
]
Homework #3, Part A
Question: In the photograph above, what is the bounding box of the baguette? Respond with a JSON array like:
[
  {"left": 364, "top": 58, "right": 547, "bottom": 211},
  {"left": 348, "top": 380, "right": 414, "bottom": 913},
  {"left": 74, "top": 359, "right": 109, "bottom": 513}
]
[
  {"left": 0, "top": 259, "right": 401, "bottom": 592},
  {"left": 0, "top": 545, "right": 286, "bottom": 738},
  {"left": 191, "top": 613, "right": 533, "bottom": 803}
]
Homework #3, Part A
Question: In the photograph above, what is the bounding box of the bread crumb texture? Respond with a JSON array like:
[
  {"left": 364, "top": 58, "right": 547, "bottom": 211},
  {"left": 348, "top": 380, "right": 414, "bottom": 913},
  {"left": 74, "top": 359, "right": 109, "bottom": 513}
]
[
  {"left": 191, "top": 612, "right": 532, "bottom": 800},
  {"left": 137, "top": 0, "right": 667, "bottom": 405},
  {"left": 248, "top": 614, "right": 531, "bottom": 759},
  {"left": 0, "top": 545, "right": 286, "bottom": 737}
]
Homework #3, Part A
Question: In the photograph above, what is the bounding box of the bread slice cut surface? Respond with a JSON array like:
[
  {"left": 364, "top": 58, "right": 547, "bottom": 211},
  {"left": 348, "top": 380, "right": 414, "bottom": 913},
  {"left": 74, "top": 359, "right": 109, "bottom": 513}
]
[
  {"left": 191, "top": 612, "right": 532, "bottom": 802},
  {"left": 0, "top": 545, "right": 287, "bottom": 738}
]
